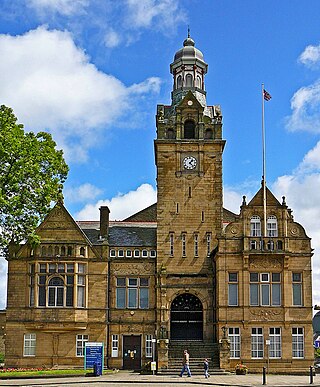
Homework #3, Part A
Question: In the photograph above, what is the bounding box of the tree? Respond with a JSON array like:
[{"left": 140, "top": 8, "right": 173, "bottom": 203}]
[{"left": 0, "top": 105, "right": 69, "bottom": 256}]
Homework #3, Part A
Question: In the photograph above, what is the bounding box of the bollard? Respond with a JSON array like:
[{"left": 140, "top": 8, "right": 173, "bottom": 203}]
[
  {"left": 262, "top": 366, "right": 267, "bottom": 385},
  {"left": 310, "top": 365, "right": 314, "bottom": 384}
]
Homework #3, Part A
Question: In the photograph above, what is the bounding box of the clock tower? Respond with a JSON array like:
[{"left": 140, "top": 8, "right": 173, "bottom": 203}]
[{"left": 155, "top": 34, "right": 225, "bottom": 347}]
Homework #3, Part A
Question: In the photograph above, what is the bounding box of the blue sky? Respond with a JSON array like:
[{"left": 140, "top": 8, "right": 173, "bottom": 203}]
[{"left": 1, "top": 0, "right": 320, "bottom": 309}]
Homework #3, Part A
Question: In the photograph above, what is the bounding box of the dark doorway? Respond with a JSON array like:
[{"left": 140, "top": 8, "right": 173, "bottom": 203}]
[
  {"left": 170, "top": 293, "right": 203, "bottom": 340},
  {"left": 123, "top": 335, "right": 141, "bottom": 370}
]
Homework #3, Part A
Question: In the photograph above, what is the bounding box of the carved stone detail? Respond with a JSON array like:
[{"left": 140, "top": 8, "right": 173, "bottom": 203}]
[
  {"left": 111, "top": 263, "right": 154, "bottom": 275},
  {"left": 250, "top": 309, "right": 282, "bottom": 321},
  {"left": 249, "top": 257, "right": 282, "bottom": 269}
]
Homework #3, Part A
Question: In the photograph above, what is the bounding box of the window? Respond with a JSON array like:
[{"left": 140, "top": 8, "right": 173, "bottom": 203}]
[
  {"left": 126, "top": 250, "right": 132, "bottom": 257},
  {"left": 29, "top": 264, "right": 35, "bottom": 307},
  {"left": 206, "top": 233, "right": 211, "bottom": 256},
  {"left": 31, "top": 262, "right": 85, "bottom": 308},
  {"left": 112, "top": 335, "right": 119, "bottom": 357},
  {"left": 292, "top": 273, "right": 302, "bottom": 306},
  {"left": 176, "top": 75, "right": 182, "bottom": 88},
  {"left": 250, "top": 216, "right": 261, "bottom": 237},
  {"left": 196, "top": 75, "right": 202, "bottom": 89},
  {"left": 251, "top": 328, "right": 263, "bottom": 358},
  {"left": 228, "top": 328, "right": 240, "bottom": 358},
  {"left": 269, "top": 327, "right": 281, "bottom": 358},
  {"left": 150, "top": 250, "right": 156, "bottom": 257},
  {"left": 194, "top": 233, "right": 199, "bottom": 257},
  {"left": 118, "top": 250, "right": 124, "bottom": 257},
  {"left": 145, "top": 335, "right": 153, "bottom": 358},
  {"left": 134, "top": 249, "right": 140, "bottom": 258},
  {"left": 24, "top": 333, "right": 36, "bottom": 356},
  {"left": 185, "top": 73, "right": 193, "bottom": 87},
  {"left": 80, "top": 247, "right": 85, "bottom": 256},
  {"left": 116, "top": 277, "right": 149, "bottom": 309},
  {"left": 170, "top": 233, "right": 174, "bottom": 256},
  {"left": 182, "top": 233, "right": 186, "bottom": 257},
  {"left": 267, "top": 215, "right": 278, "bottom": 237},
  {"left": 142, "top": 249, "right": 148, "bottom": 257},
  {"left": 292, "top": 328, "right": 304, "bottom": 358},
  {"left": 184, "top": 120, "right": 195, "bottom": 139},
  {"left": 228, "top": 273, "right": 238, "bottom": 306},
  {"left": 250, "top": 272, "right": 281, "bottom": 306},
  {"left": 110, "top": 249, "right": 116, "bottom": 257},
  {"left": 76, "top": 334, "right": 89, "bottom": 357}
]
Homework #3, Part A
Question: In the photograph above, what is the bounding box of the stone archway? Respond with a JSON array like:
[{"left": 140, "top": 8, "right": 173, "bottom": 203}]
[{"left": 170, "top": 293, "right": 203, "bottom": 340}]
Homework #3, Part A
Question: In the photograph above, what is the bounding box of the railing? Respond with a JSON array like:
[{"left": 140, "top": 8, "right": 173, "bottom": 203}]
[{"left": 247, "top": 237, "right": 284, "bottom": 252}]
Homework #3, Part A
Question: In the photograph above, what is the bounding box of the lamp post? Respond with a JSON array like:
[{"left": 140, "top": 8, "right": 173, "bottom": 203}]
[{"left": 265, "top": 339, "right": 270, "bottom": 374}]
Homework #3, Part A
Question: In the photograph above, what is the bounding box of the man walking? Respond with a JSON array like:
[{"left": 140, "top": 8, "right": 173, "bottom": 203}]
[{"left": 180, "top": 349, "right": 192, "bottom": 377}]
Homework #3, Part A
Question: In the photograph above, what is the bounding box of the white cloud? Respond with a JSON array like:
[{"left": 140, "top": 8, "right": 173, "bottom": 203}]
[
  {"left": 27, "top": 0, "right": 89, "bottom": 16},
  {"left": 0, "top": 27, "right": 161, "bottom": 162},
  {"left": 126, "top": 0, "right": 187, "bottom": 34},
  {"left": 104, "top": 29, "right": 121, "bottom": 48},
  {"left": 64, "top": 183, "right": 103, "bottom": 203},
  {"left": 299, "top": 43, "right": 320, "bottom": 68},
  {"left": 75, "top": 183, "right": 157, "bottom": 220},
  {"left": 285, "top": 80, "right": 320, "bottom": 133}
]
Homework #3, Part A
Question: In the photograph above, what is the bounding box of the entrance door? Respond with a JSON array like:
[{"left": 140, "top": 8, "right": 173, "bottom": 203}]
[
  {"left": 171, "top": 293, "right": 203, "bottom": 340},
  {"left": 123, "top": 335, "right": 141, "bottom": 370}
]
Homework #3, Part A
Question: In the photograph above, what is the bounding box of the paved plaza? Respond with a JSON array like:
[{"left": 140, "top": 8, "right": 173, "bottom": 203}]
[{"left": 0, "top": 371, "right": 319, "bottom": 387}]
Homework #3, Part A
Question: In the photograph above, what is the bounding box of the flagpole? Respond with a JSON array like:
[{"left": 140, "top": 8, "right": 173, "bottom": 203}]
[{"left": 262, "top": 83, "right": 267, "bottom": 238}]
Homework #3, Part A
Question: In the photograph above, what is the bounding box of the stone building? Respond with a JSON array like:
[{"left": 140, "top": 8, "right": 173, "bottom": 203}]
[{"left": 3, "top": 35, "right": 314, "bottom": 373}]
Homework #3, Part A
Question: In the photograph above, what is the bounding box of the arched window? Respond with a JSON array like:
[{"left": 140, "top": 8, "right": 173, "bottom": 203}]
[
  {"left": 41, "top": 246, "right": 47, "bottom": 256},
  {"left": 80, "top": 247, "right": 85, "bottom": 256},
  {"left": 61, "top": 246, "right": 66, "bottom": 256},
  {"left": 196, "top": 75, "right": 201, "bottom": 88},
  {"left": 277, "top": 240, "right": 283, "bottom": 250},
  {"left": 54, "top": 246, "right": 59, "bottom": 256},
  {"left": 48, "top": 277, "right": 64, "bottom": 307},
  {"left": 267, "top": 215, "right": 278, "bottom": 237},
  {"left": 67, "top": 246, "right": 73, "bottom": 256},
  {"left": 250, "top": 216, "right": 261, "bottom": 237},
  {"left": 205, "top": 128, "right": 213, "bottom": 139},
  {"left": 176, "top": 75, "right": 182, "bottom": 88},
  {"left": 185, "top": 74, "right": 193, "bottom": 87},
  {"left": 184, "top": 120, "right": 196, "bottom": 139},
  {"left": 48, "top": 245, "right": 53, "bottom": 256}
]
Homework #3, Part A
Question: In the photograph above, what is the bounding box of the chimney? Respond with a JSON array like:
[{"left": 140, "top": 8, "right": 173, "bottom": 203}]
[{"left": 99, "top": 206, "right": 110, "bottom": 239}]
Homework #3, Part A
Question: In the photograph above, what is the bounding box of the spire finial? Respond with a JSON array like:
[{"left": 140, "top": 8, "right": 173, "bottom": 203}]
[{"left": 187, "top": 25, "right": 190, "bottom": 38}]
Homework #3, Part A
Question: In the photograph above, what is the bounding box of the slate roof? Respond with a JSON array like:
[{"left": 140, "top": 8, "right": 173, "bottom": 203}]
[
  {"left": 78, "top": 221, "right": 157, "bottom": 247},
  {"left": 77, "top": 204, "right": 237, "bottom": 248}
]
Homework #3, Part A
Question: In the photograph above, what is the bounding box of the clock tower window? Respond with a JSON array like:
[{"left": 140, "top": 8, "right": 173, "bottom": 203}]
[
  {"left": 185, "top": 74, "right": 193, "bottom": 87},
  {"left": 184, "top": 120, "right": 196, "bottom": 139}
]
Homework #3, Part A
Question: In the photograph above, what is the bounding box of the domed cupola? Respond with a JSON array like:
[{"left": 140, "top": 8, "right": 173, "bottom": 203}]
[{"left": 170, "top": 31, "right": 208, "bottom": 107}]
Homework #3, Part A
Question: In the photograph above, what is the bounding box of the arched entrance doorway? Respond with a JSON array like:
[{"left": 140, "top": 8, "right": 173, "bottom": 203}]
[{"left": 170, "top": 293, "right": 203, "bottom": 340}]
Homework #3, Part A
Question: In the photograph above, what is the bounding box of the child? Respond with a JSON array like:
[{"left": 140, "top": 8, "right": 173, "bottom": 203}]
[{"left": 204, "top": 358, "right": 210, "bottom": 378}]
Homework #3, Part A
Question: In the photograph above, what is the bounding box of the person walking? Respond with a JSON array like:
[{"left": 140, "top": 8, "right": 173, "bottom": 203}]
[
  {"left": 180, "top": 349, "right": 192, "bottom": 377},
  {"left": 204, "top": 358, "right": 210, "bottom": 378}
]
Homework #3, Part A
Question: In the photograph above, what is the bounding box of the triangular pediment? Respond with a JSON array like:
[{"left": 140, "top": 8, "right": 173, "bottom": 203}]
[
  {"left": 177, "top": 90, "right": 204, "bottom": 110},
  {"left": 248, "top": 186, "right": 281, "bottom": 207},
  {"left": 36, "top": 202, "right": 91, "bottom": 244}
]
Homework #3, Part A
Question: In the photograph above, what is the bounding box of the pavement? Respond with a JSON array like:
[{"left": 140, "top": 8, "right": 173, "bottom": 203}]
[{"left": 0, "top": 371, "right": 319, "bottom": 387}]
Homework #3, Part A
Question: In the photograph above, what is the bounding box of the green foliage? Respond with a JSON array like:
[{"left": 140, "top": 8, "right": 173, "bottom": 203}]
[
  {"left": 0, "top": 105, "right": 69, "bottom": 256},
  {"left": 0, "top": 353, "right": 4, "bottom": 363},
  {"left": 315, "top": 348, "right": 320, "bottom": 358}
]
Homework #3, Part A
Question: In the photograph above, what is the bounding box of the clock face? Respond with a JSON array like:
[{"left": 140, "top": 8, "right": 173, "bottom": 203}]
[{"left": 183, "top": 156, "right": 197, "bottom": 170}]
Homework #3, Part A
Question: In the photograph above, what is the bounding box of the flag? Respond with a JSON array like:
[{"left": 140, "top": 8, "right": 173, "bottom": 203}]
[{"left": 263, "top": 89, "right": 272, "bottom": 101}]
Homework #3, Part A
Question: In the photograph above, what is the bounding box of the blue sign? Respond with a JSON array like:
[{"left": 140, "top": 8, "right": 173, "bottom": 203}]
[
  {"left": 315, "top": 341, "right": 320, "bottom": 349},
  {"left": 85, "top": 342, "right": 104, "bottom": 376}
]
